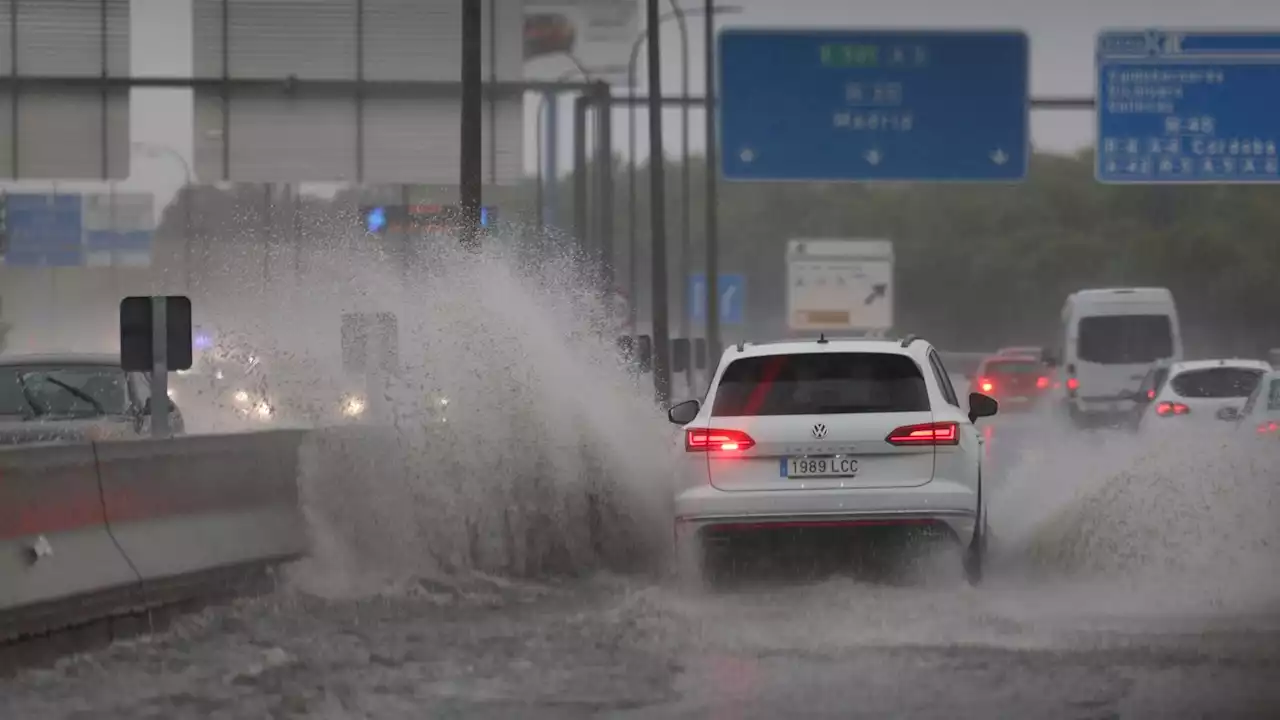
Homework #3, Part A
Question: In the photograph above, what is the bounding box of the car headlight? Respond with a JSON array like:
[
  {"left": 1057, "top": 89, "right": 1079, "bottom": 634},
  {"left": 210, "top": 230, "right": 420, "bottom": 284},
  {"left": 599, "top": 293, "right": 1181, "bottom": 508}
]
[
  {"left": 233, "top": 390, "right": 250, "bottom": 405},
  {"left": 439, "top": 396, "right": 449, "bottom": 408},
  {"left": 254, "top": 401, "right": 274, "bottom": 419},
  {"left": 167, "top": 387, "right": 177, "bottom": 400},
  {"left": 341, "top": 395, "right": 366, "bottom": 417}
]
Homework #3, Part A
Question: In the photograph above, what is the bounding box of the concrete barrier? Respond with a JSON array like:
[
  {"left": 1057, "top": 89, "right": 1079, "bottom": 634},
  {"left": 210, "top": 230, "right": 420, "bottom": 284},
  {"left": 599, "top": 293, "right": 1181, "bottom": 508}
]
[
  {"left": 0, "top": 443, "right": 140, "bottom": 640},
  {"left": 0, "top": 430, "right": 308, "bottom": 645}
]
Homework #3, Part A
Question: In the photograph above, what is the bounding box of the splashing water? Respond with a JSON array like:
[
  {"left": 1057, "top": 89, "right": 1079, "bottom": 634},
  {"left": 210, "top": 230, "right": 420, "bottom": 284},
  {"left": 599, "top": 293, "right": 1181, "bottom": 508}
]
[
  {"left": 992, "top": 419, "right": 1280, "bottom": 616},
  {"left": 193, "top": 223, "right": 677, "bottom": 598}
]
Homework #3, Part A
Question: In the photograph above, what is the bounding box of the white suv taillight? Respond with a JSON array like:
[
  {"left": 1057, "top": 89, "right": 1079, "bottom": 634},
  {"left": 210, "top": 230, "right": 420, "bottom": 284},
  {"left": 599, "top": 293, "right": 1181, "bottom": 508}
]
[
  {"left": 885, "top": 421, "right": 959, "bottom": 446},
  {"left": 686, "top": 428, "right": 755, "bottom": 452}
]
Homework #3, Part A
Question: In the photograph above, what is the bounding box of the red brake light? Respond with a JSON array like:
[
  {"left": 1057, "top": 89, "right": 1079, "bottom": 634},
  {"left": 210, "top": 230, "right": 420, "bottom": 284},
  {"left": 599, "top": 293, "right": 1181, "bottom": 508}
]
[
  {"left": 886, "top": 421, "right": 959, "bottom": 446},
  {"left": 1146, "top": 389, "right": 1156, "bottom": 400},
  {"left": 1036, "top": 376, "right": 1050, "bottom": 390},
  {"left": 1258, "top": 421, "right": 1279, "bottom": 434},
  {"left": 979, "top": 378, "right": 994, "bottom": 393},
  {"left": 1066, "top": 377, "right": 1080, "bottom": 391},
  {"left": 1156, "top": 401, "right": 1190, "bottom": 417},
  {"left": 686, "top": 428, "right": 755, "bottom": 452}
]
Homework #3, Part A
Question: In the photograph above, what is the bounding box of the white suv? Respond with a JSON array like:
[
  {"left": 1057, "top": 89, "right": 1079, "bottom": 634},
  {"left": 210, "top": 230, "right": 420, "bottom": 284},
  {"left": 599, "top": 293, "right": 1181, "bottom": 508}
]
[{"left": 665, "top": 335, "right": 998, "bottom": 586}]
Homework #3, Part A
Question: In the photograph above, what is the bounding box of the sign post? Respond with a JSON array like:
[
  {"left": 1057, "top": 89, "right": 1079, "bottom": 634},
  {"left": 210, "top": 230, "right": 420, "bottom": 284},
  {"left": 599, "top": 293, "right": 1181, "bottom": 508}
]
[
  {"left": 1096, "top": 30, "right": 1280, "bottom": 184},
  {"left": 786, "top": 240, "right": 894, "bottom": 335},
  {"left": 120, "top": 296, "right": 193, "bottom": 438},
  {"left": 718, "top": 29, "right": 1029, "bottom": 182}
]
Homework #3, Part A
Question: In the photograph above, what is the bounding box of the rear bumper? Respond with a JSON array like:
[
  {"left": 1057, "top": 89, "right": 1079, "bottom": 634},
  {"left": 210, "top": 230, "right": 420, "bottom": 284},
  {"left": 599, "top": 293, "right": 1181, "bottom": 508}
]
[{"left": 674, "top": 479, "right": 979, "bottom": 543}]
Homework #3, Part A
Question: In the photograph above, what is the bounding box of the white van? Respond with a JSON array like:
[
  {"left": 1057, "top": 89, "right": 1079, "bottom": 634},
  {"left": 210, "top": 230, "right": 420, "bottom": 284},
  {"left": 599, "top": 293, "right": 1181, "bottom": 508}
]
[{"left": 1050, "top": 288, "right": 1182, "bottom": 426}]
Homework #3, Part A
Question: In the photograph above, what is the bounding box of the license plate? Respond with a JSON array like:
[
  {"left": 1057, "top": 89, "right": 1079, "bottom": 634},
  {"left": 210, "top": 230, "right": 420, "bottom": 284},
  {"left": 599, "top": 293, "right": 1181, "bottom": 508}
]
[{"left": 781, "top": 456, "right": 859, "bottom": 478}]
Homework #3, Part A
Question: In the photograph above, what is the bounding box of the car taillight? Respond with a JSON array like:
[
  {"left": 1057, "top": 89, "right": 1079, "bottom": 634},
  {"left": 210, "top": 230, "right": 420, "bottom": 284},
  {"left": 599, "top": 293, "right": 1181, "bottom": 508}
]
[
  {"left": 1156, "top": 401, "right": 1190, "bottom": 417},
  {"left": 1066, "top": 377, "right": 1080, "bottom": 392},
  {"left": 686, "top": 428, "right": 755, "bottom": 452},
  {"left": 1258, "top": 421, "right": 1279, "bottom": 434},
  {"left": 1036, "top": 376, "right": 1050, "bottom": 390},
  {"left": 886, "top": 421, "right": 960, "bottom": 446},
  {"left": 1146, "top": 389, "right": 1156, "bottom": 400},
  {"left": 979, "top": 378, "right": 994, "bottom": 393}
]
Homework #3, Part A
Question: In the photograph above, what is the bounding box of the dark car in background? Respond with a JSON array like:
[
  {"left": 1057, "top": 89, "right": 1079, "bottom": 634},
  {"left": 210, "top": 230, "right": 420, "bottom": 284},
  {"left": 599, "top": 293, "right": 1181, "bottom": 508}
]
[
  {"left": 0, "top": 353, "right": 183, "bottom": 445},
  {"left": 972, "top": 354, "right": 1051, "bottom": 411}
]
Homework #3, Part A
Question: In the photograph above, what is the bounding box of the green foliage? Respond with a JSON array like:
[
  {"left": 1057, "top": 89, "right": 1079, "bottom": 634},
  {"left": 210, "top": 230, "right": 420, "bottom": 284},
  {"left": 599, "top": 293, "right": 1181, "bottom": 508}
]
[{"left": 554, "top": 150, "right": 1280, "bottom": 356}]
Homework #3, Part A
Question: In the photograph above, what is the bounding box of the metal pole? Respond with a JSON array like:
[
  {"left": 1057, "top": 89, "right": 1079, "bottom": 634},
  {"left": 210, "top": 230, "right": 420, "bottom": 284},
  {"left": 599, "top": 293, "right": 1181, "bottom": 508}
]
[
  {"left": 573, "top": 95, "right": 589, "bottom": 256},
  {"left": 150, "top": 296, "right": 170, "bottom": 438},
  {"left": 669, "top": 0, "right": 692, "bottom": 394},
  {"left": 627, "top": 40, "right": 641, "bottom": 339},
  {"left": 646, "top": 0, "right": 671, "bottom": 403},
  {"left": 594, "top": 81, "right": 614, "bottom": 287},
  {"left": 535, "top": 92, "right": 546, "bottom": 229},
  {"left": 703, "top": 0, "right": 721, "bottom": 361},
  {"left": 459, "top": 0, "right": 483, "bottom": 248},
  {"left": 546, "top": 92, "right": 559, "bottom": 227},
  {"left": 183, "top": 183, "right": 193, "bottom": 293}
]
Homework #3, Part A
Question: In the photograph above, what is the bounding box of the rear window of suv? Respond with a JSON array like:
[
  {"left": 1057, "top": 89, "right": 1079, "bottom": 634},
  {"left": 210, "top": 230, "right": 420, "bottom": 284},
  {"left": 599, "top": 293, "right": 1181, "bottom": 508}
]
[
  {"left": 1169, "top": 367, "right": 1264, "bottom": 399},
  {"left": 711, "top": 352, "right": 929, "bottom": 416},
  {"left": 983, "top": 359, "right": 1041, "bottom": 375}
]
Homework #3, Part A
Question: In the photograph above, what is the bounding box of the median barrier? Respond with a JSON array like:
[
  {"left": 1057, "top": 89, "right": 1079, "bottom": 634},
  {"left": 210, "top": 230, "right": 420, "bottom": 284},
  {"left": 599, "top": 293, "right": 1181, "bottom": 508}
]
[
  {"left": 0, "top": 443, "right": 140, "bottom": 641},
  {"left": 0, "top": 429, "right": 309, "bottom": 648},
  {"left": 94, "top": 430, "right": 309, "bottom": 601}
]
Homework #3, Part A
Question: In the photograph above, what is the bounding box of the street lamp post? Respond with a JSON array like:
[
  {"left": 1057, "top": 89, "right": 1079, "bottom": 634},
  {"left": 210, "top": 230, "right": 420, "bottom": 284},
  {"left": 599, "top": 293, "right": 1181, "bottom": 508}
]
[{"left": 626, "top": 3, "right": 742, "bottom": 338}]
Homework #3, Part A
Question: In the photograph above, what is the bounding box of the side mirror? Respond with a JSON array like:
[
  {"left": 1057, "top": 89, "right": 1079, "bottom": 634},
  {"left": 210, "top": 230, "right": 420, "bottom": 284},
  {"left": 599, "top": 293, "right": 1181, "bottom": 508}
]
[
  {"left": 968, "top": 392, "right": 998, "bottom": 423},
  {"left": 667, "top": 399, "right": 700, "bottom": 425},
  {"left": 1216, "top": 406, "right": 1240, "bottom": 422}
]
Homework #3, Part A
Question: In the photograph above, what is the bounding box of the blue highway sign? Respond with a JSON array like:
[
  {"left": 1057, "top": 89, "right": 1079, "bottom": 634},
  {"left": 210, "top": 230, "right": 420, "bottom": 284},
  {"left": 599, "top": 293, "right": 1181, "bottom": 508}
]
[
  {"left": 1097, "top": 30, "right": 1280, "bottom": 184},
  {"left": 689, "top": 273, "right": 746, "bottom": 325},
  {"left": 718, "top": 29, "right": 1029, "bottom": 182},
  {"left": 3, "top": 194, "right": 83, "bottom": 267}
]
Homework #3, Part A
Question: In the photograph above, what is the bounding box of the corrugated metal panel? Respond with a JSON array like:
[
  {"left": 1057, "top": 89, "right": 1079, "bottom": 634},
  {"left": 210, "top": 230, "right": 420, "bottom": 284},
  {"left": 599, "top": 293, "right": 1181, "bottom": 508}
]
[
  {"left": 193, "top": 94, "right": 522, "bottom": 184},
  {"left": 362, "top": 96, "right": 522, "bottom": 183},
  {"left": 194, "top": 91, "right": 359, "bottom": 181},
  {"left": 191, "top": 0, "right": 524, "bottom": 183},
  {"left": 11, "top": 0, "right": 129, "bottom": 76},
  {"left": 13, "top": 88, "right": 129, "bottom": 178},
  {"left": 194, "top": 0, "right": 520, "bottom": 81},
  {"left": 193, "top": 0, "right": 358, "bottom": 80},
  {"left": 0, "top": 1, "right": 130, "bottom": 179}
]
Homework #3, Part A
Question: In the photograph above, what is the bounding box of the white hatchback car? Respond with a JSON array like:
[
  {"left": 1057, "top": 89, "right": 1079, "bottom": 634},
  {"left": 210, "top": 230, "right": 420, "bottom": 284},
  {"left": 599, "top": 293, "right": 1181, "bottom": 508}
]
[
  {"left": 1132, "top": 358, "right": 1271, "bottom": 433},
  {"left": 665, "top": 335, "right": 998, "bottom": 587}
]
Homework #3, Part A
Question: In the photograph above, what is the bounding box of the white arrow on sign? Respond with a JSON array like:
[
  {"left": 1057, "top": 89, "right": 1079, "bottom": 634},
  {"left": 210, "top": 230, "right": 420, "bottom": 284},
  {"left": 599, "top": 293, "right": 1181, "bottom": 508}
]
[
  {"left": 991, "top": 148, "right": 1008, "bottom": 165},
  {"left": 691, "top": 279, "right": 739, "bottom": 322},
  {"left": 865, "top": 149, "right": 883, "bottom": 166}
]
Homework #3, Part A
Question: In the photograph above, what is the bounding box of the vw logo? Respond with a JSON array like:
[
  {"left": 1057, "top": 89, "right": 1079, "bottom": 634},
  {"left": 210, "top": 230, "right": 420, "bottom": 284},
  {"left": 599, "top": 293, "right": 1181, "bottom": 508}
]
[{"left": 812, "top": 423, "right": 827, "bottom": 439}]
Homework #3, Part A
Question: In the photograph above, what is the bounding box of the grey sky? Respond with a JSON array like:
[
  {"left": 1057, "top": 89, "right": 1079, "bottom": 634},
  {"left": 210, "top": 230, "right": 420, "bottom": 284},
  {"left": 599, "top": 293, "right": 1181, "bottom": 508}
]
[{"left": 7, "top": 0, "right": 1280, "bottom": 213}]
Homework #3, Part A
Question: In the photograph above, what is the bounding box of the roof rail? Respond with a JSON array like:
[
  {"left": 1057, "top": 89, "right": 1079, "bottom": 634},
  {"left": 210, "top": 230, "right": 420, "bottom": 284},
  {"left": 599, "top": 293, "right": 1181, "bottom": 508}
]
[{"left": 900, "top": 334, "right": 918, "bottom": 348}]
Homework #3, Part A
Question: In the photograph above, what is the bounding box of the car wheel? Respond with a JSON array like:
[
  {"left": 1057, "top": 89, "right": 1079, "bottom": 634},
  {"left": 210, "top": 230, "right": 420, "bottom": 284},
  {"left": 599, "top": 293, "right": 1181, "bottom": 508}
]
[{"left": 963, "top": 499, "right": 988, "bottom": 587}]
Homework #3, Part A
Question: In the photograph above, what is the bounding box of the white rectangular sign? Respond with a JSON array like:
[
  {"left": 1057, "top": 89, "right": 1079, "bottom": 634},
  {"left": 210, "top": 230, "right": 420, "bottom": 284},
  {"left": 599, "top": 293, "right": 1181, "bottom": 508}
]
[
  {"left": 786, "top": 239, "right": 894, "bottom": 332},
  {"left": 523, "top": 0, "right": 638, "bottom": 82}
]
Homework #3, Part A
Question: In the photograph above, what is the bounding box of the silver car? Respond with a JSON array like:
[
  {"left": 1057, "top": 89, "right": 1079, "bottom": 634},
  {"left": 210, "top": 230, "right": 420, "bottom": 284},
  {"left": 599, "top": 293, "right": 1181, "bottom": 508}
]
[{"left": 0, "top": 353, "right": 184, "bottom": 445}]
